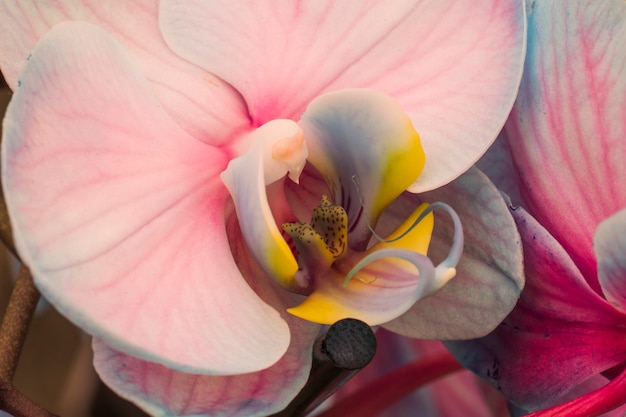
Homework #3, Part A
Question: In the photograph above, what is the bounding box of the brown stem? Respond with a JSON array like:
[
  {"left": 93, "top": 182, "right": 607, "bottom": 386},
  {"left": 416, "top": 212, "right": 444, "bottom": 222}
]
[
  {"left": 0, "top": 266, "right": 58, "bottom": 417},
  {"left": 0, "top": 266, "right": 40, "bottom": 380},
  {"left": 0, "top": 380, "right": 59, "bottom": 417}
]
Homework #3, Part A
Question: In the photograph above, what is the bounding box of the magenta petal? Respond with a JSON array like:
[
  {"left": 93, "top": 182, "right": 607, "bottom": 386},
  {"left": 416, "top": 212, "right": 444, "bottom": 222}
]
[
  {"left": 595, "top": 209, "right": 626, "bottom": 313},
  {"left": 0, "top": 0, "right": 249, "bottom": 145},
  {"left": 2, "top": 22, "right": 290, "bottom": 374},
  {"left": 504, "top": 0, "right": 626, "bottom": 285},
  {"left": 383, "top": 167, "right": 524, "bottom": 340},
  {"left": 160, "top": 0, "right": 526, "bottom": 191},
  {"left": 447, "top": 207, "right": 626, "bottom": 411}
]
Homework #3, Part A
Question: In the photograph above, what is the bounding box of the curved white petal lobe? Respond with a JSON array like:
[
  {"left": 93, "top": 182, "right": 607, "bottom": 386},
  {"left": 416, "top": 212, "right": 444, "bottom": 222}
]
[
  {"left": 298, "top": 89, "right": 424, "bottom": 249},
  {"left": 221, "top": 120, "right": 307, "bottom": 292}
]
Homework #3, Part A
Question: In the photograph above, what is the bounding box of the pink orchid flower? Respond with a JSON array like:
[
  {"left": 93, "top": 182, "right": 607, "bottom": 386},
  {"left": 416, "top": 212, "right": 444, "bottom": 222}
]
[
  {"left": 1, "top": 1, "right": 525, "bottom": 415},
  {"left": 448, "top": 1, "right": 626, "bottom": 415}
]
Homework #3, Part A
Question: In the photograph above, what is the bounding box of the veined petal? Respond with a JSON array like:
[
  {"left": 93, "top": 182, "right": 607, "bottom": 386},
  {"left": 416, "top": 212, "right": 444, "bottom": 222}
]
[
  {"left": 93, "top": 231, "right": 321, "bottom": 417},
  {"left": 221, "top": 120, "right": 307, "bottom": 292},
  {"left": 595, "top": 208, "right": 626, "bottom": 313},
  {"left": 0, "top": 0, "right": 249, "bottom": 145},
  {"left": 2, "top": 22, "right": 289, "bottom": 374},
  {"left": 383, "top": 167, "right": 524, "bottom": 340},
  {"left": 95, "top": 339, "right": 309, "bottom": 417},
  {"left": 160, "top": 0, "right": 526, "bottom": 190},
  {"left": 298, "top": 89, "right": 424, "bottom": 249},
  {"left": 287, "top": 204, "right": 435, "bottom": 326},
  {"left": 447, "top": 207, "right": 626, "bottom": 411},
  {"left": 504, "top": 0, "right": 626, "bottom": 286}
]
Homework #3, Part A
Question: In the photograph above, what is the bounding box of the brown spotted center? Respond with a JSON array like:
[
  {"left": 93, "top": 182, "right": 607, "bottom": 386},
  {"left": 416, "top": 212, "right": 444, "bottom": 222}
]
[{"left": 282, "top": 196, "right": 348, "bottom": 283}]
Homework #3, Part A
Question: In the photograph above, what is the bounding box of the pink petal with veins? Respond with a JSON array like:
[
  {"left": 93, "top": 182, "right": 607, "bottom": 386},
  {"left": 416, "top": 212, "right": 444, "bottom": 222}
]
[
  {"left": 0, "top": 0, "right": 250, "bottom": 145},
  {"left": 2, "top": 22, "right": 290, "bottom": 374},
  {"left": 504, "top": 0, "right": 626, "bottom": 286},
  {"left": 160, "top": 0, "right": 526, "bottom": 191},
  {"left": 93, "top": 217, "right": 320, "bottom": 416}
]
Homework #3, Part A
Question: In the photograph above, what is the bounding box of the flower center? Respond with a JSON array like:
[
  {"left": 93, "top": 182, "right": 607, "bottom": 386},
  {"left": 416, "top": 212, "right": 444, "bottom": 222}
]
[
  {"left": 221, "top": 88, "right": 463, "bottom": 325},
  {"left": 282, "top": 195, "right": 348, "bottom": 290}
]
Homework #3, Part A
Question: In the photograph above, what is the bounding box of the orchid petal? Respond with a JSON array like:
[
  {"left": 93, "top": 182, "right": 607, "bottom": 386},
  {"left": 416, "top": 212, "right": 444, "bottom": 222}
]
[
  {"left": 475, "top": 132, "right": 524, "bottom": 207},
  {"left": 93, "top": 227, "right": 320, "bottom": 417},
  {"left": 595, "top": 208, "right": 626, "bottom": 313},
  {"left": 95, "top": 339, "right": 309, "bottom": 417},
  {"left": 504, "top": 0, "right": 626, "bottom": 285},
  {"left": 383, "top": 167, "right": 524, "bottom": 340},
  {"left": 221, "top": 120, "right": 307, "bottom": 292},
  {"left": 2, "top": 22, "right": 290, "bottom": 374},
  {"left": 0, "top": 0, "right": 249, "bottom": 145},
  {"left": 160, "top": 0, "right": 526, "bottom": 190},
  {"left": 298, "top": 89, "right": 424, "bottom": 249},
  {"left": 287, "top": 204, "right": 435, "bottom": 326},
  {"left": 446, "top": 207, "right": 626, "bottom": 411}
]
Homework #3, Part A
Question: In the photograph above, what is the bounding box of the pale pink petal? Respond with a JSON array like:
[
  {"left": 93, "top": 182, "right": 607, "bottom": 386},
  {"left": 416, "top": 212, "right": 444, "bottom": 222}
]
[
  {"left": 93, "top": 230, "right": 320, "bottom": 417},
  {"left": 2, "top": 22, "right": 289, "bottom": 374},
  {"left": 0, "top": 0, "right": 249, "bottom": 145},
  {"left": 504, "top": 0, "right": 626, "bottom": 286},
  {"left": 160, "top": 0, "right": 526, "bottom": 191},
  {"left": 595, "top": 209, "right": 626, "bottom": 313},
  {"left": 383, "top": 167, "right": 524, "bottom": 340},
  {"left": 446, "top": 207, "right": 626, "bottom": 411}
]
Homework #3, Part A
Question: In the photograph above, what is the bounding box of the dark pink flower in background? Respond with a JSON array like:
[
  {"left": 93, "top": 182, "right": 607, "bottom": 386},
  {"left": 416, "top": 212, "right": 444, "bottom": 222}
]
[{"left": 448, "top": 1, "right": 626, "bottom": 415}]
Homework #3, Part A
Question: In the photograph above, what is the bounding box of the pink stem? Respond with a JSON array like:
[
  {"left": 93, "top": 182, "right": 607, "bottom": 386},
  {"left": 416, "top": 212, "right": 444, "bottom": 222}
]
[{"left": 316, "top": 351, "right": 463, "bottom": 417}]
